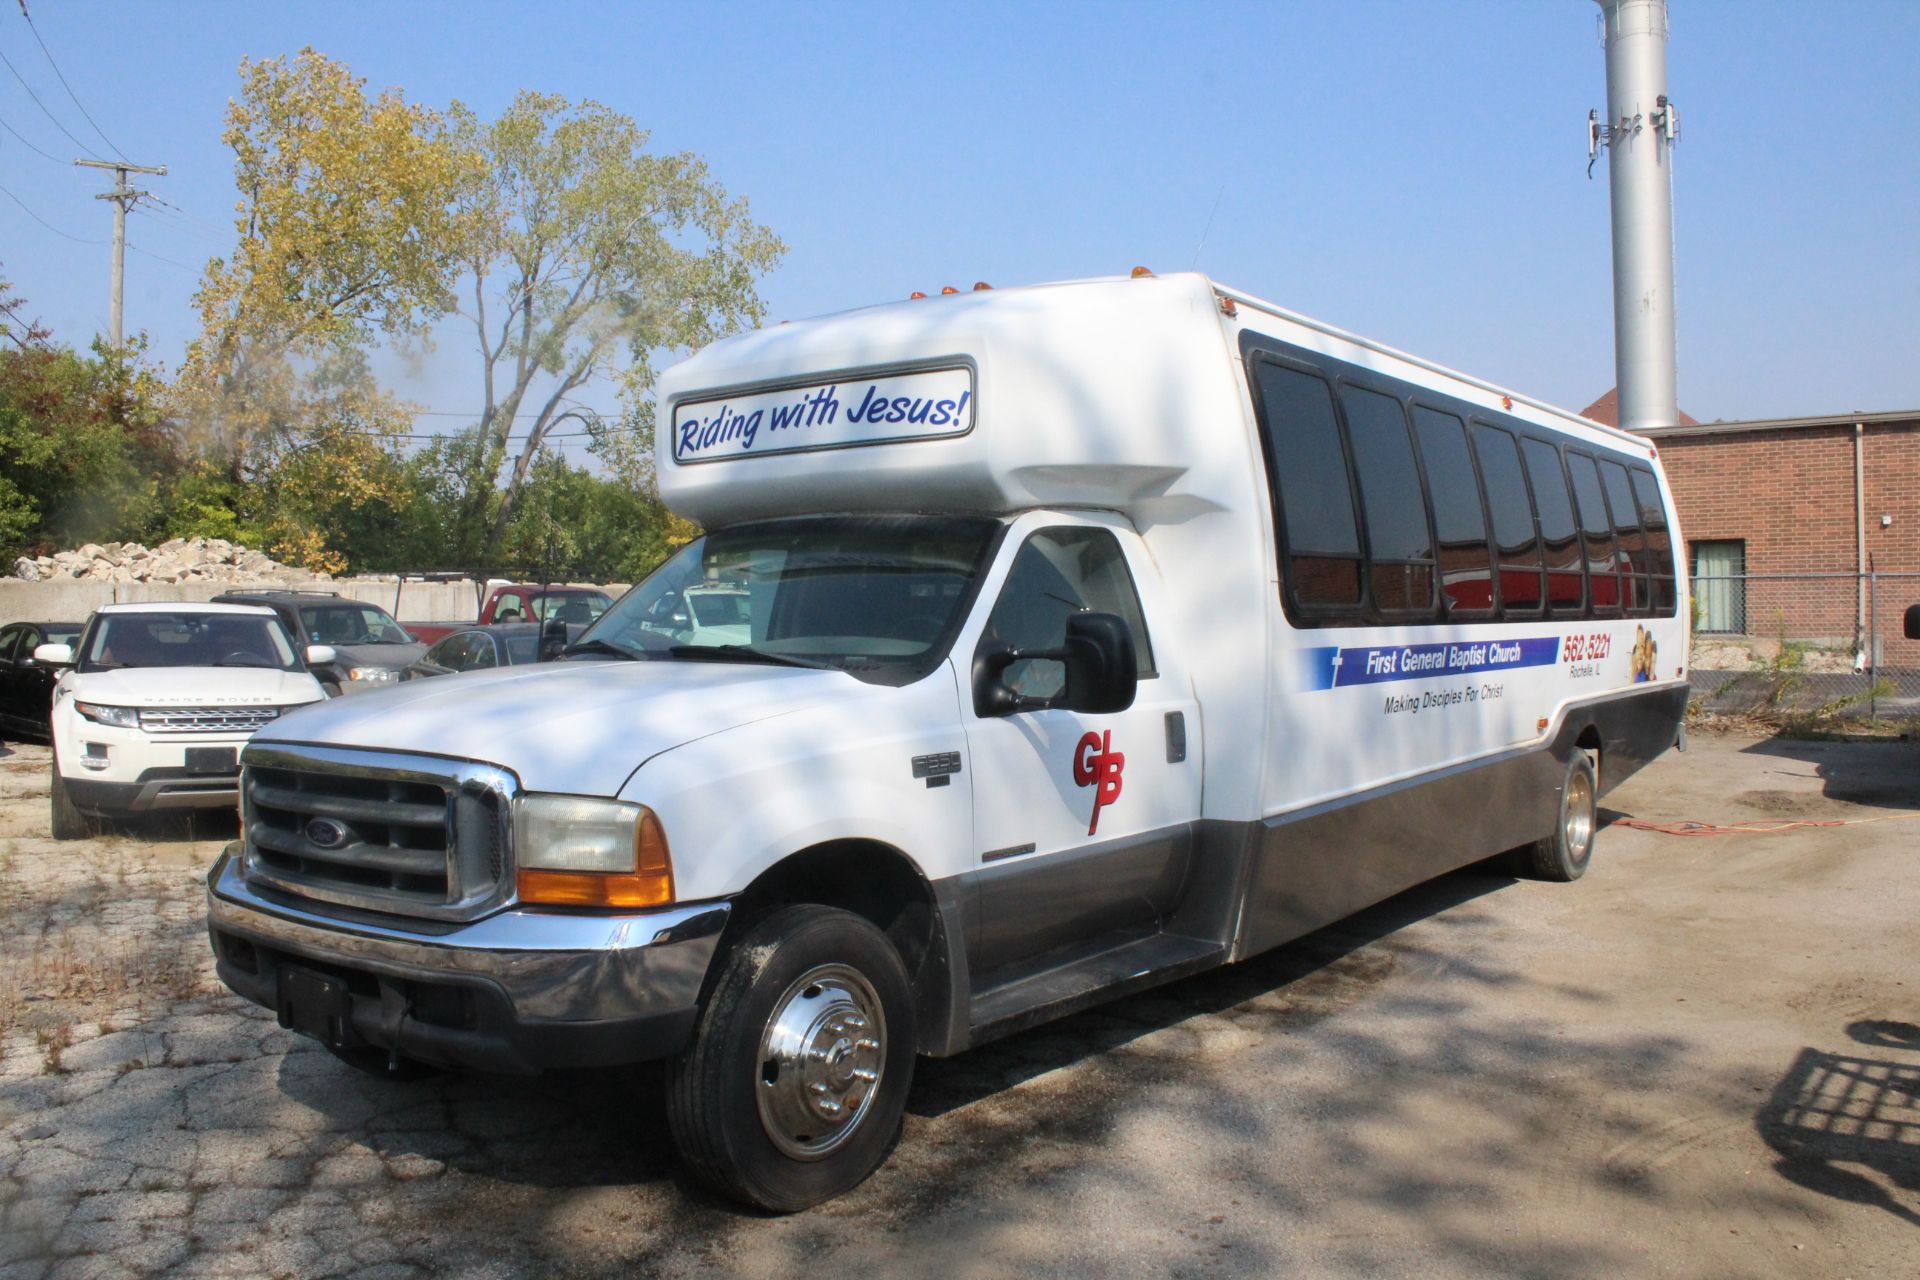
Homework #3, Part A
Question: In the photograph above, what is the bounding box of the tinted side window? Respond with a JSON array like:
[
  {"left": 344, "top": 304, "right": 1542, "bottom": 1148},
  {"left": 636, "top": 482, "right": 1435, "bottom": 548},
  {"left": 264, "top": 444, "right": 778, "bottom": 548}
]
[
  {"left": 983, "top": 527, "right": 1155, "bottom": 699},
  {"left": 1567, "top": 453, "right": 1621, "bottom": 614},
  {"left": 428, "top": 634, "right": 469, "bottom": 668},
  {"left": 1412, "top": 408, "right": 1494, "bottom": 617},
  {"left": 1521, "top": 438, "right": 1585, "bottom": 616},
  {"left": 0, "top": 626, "right": 18, "bottom": 664},
  {"left": 1254, "top": 362, "right": 1362, "bottom": 609},
  {"left": 1470, "top": 423, "right": 1543, "bottom": 613},
  {"left": 1341, "top": 385, "right": 1434, "bottom": 613},
  {"left": 1629, "top": 467, "right": 1677, "bottom": 614},
  {"left": 1600, "top": 459, "right": 1651, "bottom": 615}
]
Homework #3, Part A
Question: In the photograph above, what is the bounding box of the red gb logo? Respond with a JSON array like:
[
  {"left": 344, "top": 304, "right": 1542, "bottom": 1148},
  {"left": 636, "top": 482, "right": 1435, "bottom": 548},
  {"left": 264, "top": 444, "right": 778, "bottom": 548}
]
[{"left": 1073, "top": 730, "right": 1125, "bottom": 836}]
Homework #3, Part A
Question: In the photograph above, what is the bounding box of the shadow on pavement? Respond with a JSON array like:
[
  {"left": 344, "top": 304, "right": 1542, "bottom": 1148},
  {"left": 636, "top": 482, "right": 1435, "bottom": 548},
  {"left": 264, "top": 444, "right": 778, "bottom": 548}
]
[
  {"left": 1756, "top": 1019, "right": 1920, "bottom": 1227},
  {"left": 909, "top": 863, "right": 1515, "bottom": 1119},
  {"left": 1739, "top": 735, "right": 1920, "bottom": 811}
]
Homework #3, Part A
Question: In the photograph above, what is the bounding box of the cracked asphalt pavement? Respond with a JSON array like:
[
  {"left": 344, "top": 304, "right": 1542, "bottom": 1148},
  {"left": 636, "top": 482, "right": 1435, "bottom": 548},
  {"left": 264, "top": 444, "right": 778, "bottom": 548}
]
[{"left": 2, "top": 731, "right": 1918, "bottom": 1278}]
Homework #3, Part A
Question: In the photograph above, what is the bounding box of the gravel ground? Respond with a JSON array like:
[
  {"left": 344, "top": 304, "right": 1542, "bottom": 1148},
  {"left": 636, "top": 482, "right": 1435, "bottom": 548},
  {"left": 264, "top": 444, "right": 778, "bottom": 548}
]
[{"left": 1, "top": 731, "right": 1916, "bottom": 1279}]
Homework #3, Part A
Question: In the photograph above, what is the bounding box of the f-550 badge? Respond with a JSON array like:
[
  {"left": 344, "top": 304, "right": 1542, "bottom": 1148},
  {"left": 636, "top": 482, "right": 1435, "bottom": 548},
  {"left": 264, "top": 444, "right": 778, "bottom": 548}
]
[{"left": 1073, "top": 730, "right": 1125, "bottom": 836}]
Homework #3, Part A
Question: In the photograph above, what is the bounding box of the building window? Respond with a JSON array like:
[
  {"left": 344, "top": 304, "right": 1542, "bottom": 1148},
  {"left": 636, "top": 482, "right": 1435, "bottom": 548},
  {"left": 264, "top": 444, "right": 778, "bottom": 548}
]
[{"left": 1691, "top": 540, "right": 1746, "bottom": 633}]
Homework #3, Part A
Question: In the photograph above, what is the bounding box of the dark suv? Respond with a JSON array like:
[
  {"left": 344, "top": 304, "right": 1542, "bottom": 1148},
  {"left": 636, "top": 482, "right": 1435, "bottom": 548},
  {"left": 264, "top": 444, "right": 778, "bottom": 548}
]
[{"left": 210, "top": 590, "right": 425, "bottom": 695}]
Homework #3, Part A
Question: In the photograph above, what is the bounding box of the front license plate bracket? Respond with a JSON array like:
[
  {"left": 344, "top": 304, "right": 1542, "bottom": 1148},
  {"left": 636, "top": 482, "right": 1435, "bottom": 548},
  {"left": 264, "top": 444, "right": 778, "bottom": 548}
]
[{"left": 276, "top": 966, "right": 357, "bottom": 1049}]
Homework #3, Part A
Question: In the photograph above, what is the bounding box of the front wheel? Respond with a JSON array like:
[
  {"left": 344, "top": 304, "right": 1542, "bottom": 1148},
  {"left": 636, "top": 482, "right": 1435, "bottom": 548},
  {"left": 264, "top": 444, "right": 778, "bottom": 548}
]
[
  {"left": 1520, "top": 748, "right": 1599, "bottom": 881},
  {"left": 49, "top": 752, "right": 94, "bottom": 840},
  {"left": 666, "top": 904, "right": 915, "bottom": 1212}
]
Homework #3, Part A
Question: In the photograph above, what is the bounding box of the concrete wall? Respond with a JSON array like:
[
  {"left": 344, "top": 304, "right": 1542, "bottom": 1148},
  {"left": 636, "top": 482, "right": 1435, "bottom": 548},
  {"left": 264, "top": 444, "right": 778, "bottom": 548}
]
[{"left": 0, "top": 578, "right": 486, "bottom": 627}]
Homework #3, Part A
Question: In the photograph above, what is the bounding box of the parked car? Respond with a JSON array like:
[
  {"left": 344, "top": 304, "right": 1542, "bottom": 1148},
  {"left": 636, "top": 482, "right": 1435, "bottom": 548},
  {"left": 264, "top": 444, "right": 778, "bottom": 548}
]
[
  {"left": 0, "top": 620, "right": 83, "bottom": 740},
  {"left": 405, "top": 584, "right": 614, "bottom": 647},
  {"left": 405, "top": 622, "right": 582, "bottom": 680},
  {"left": 631, "top": 583, "right": 752, "bottom": 646},
  {"left": 36, "top": 602, "right": 329, "bottom": 837},
  {"left": 209, "top": 590, "right": 424, "bottom": 694}
]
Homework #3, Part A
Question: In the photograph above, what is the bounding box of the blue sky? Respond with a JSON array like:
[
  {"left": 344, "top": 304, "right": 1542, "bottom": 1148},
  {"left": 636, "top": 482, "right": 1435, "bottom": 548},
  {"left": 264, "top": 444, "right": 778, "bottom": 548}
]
[{"left": 2, "top": 0, "right": 1915, "bottom": 447}]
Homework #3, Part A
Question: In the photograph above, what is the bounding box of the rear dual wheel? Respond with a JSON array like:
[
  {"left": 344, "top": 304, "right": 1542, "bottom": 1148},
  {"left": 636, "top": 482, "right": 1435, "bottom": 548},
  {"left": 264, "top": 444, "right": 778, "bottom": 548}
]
[
  {"left": 666, "top": 904, "right": 915, "bottom": 1212},
  {"left": 1519, "top": 748, "right": 1599, "bottom": 881}
]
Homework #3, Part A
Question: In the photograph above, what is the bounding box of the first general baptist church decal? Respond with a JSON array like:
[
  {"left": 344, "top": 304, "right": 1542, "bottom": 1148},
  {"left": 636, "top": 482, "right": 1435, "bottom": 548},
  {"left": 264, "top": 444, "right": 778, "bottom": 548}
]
[{"left": 672, "top": 366, "right": 975, "bottom": 463}]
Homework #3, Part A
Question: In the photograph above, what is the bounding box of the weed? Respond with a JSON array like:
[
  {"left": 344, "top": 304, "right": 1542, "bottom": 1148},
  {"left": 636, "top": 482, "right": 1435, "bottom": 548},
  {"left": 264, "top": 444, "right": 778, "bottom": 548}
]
[{"left": 35, "top": 1023, "right": 73, "bottom": 1075}]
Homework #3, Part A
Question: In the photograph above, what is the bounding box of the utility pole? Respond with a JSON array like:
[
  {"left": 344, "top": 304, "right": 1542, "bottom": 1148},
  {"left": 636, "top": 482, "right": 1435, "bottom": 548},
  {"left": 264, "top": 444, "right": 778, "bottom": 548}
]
[
  {"left": 73, "top": 157, "right": 167, "bottom": 348},
  {"left": 1589, "top": 0, "right": 1680, "bottom": 432}
]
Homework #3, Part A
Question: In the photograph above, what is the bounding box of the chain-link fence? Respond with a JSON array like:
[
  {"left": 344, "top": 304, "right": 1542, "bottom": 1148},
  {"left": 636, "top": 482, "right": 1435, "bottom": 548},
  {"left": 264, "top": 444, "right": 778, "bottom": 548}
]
[{"left": 1689, "top": 572, "right": 1920, "bottom": 721}]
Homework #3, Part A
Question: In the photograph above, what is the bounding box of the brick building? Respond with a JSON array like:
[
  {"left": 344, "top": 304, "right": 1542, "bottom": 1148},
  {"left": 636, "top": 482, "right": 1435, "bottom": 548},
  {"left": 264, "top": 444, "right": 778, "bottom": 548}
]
[{"left": 1581, "top": 394, "right": 1920, "bottom": 667}]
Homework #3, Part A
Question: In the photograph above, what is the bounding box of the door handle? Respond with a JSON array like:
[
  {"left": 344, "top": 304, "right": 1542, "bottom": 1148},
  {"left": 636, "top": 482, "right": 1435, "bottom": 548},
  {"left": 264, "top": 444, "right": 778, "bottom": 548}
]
[{"left": 1165, "top": 711, "right": 1187, "bottom": 764}]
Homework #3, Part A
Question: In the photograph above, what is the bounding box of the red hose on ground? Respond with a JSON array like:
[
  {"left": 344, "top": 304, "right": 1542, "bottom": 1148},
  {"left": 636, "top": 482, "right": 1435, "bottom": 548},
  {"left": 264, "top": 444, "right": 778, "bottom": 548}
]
[{"left": 1607, "top": 813, "right": 1920, "bottom": 837}]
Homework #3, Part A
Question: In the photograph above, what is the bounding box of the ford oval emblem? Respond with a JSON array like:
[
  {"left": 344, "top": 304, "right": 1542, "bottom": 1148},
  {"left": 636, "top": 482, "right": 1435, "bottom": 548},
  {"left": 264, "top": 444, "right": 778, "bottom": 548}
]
[{"left": 305, "top": 818, "right": 349, "bottom": 849}]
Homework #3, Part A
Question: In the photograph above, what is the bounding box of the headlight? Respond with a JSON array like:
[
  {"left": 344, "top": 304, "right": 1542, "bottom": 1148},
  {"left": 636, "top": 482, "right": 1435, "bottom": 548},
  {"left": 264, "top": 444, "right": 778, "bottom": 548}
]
[
  {"left": 513, "top": 794, "right": 674, "bottom": 908},
  {"left": 74, "top": 702, "right": 139, "bottom": 728},
  {"left": 347, "top": 667, "right": 398, "bottom": 683}
]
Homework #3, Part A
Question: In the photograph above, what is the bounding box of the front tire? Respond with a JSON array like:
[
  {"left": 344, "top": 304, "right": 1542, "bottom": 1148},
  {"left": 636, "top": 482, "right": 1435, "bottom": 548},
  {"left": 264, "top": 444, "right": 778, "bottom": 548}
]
[
  {"left": 1520, "top": 748, "right": 1599, "bottom": 881},
  {"left": 49, "top": 751, "right": 94, "bottom": 840},
  {"left": 666, "top": 904, "right": 915, "bottom": 1212}
]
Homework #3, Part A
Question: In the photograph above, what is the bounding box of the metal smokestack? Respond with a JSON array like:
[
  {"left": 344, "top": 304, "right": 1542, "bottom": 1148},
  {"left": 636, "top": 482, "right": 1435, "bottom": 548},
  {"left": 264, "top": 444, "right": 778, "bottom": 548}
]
[{"left": 1594, "top": 0, "right": 1680, "bottom": 431}]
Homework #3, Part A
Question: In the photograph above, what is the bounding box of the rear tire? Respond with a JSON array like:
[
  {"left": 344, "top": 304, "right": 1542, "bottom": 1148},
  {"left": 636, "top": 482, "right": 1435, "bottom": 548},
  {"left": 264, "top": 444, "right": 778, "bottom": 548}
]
[
  {"left": 666, "top": 904, "right": 915, "bottom": 1212},
  {"left": 1520, "top": 748, "right": 1598, "bottom": 881},
  {"left": 49, "top": 751, "right": 94, "bottom": 840}
]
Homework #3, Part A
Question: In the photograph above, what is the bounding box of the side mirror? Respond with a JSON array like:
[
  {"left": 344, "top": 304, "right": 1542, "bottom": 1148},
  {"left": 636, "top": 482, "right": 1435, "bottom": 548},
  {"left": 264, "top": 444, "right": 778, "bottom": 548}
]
[
  {"left": 305, "top": 644, "right": 337, "bottom": 667},
  {"left": 1905, "top": 603, "right": 1920, "bottom": 641},
  {"left": 973, "top": 612, "right": 1138, "bottom": 718},
  {"left": 33, "top": 642, "right": 74, "bottom": 667},
  {"left": 539, "top": 617, "right": 569, "bottom": 662}
]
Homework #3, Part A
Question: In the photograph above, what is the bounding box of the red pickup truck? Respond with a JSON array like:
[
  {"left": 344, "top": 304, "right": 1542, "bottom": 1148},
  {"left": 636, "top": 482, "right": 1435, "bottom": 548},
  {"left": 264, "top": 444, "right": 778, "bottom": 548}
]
[{"left": 404, "top": 584, "right": 615, "bottom": 647}]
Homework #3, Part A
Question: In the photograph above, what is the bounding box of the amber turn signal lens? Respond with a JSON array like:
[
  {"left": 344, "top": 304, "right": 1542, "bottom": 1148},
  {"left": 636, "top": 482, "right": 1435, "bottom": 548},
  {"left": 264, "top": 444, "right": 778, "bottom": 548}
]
[{"left": 517, "top": 808, "right": 674, "bottom": 909}]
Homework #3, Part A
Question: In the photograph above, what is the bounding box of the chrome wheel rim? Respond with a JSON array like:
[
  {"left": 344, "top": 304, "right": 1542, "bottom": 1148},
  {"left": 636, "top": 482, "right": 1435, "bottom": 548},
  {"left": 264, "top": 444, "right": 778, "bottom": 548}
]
[
  {"left": 756, "top": 963, "right": 885, "bottom": 1160},
  {"left": 1565, "top": 766, "right": 1596, "bottom": 864}
]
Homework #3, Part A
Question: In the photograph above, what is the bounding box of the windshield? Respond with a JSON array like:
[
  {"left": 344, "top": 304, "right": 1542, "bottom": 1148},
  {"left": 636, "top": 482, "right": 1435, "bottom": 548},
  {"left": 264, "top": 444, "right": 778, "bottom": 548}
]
[
  {"left": 79, "top": 612, "right": 302, "bottom": 672},
  {"left": 575, "top": 515, "right": 1002, "bottom": 684},
  {"left": 298, "top": 602, "right": 412, "bottom": 646},
  {"left": 528, "top": 591, "right": 610, "bottom": 624}
]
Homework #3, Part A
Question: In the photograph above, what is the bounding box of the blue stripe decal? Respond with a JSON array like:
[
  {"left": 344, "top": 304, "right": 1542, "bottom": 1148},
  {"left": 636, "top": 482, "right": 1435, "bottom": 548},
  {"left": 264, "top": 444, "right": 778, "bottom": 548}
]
[{"left": 1300, "top": 637, "right": 1560, "bottom": 691}]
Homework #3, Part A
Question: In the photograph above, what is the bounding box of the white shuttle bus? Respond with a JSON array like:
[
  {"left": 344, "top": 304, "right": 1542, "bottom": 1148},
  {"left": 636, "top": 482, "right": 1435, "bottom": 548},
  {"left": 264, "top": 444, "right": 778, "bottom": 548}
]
[{"left": 207, "top": 274, "right": 1689, "bottom": 1209}]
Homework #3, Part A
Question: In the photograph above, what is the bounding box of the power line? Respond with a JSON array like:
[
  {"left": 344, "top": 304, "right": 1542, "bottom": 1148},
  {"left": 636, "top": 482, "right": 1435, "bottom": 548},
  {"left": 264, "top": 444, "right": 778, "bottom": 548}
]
[
  {"left": 145, "top": 193, "right": 226, "bottom": 235},
  {"left": 0, "top": 109, "right": 63, "bottom": 163},
  {"left": 19, "top": 4, "right": 126, "bottom": 160},
  {"left": 124, "top": 240, "right": 196, "bottom": 272},
  {"left": 0, "top": 42, "right": 101, "bottom": 160},
  {"left": 0, "top": 178, "right": 104, "bottom": 244}
]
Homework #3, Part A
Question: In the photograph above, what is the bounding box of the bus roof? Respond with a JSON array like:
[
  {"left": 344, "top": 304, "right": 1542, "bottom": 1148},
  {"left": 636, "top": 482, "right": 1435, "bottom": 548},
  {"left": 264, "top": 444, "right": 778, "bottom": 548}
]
[{"left": 654, "top": 273, "right": 1652, "bottom": 529}]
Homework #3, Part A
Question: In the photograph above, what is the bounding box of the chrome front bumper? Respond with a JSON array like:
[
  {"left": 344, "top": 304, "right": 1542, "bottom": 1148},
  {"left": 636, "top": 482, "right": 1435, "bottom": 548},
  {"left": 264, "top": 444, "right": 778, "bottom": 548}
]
[{"left": 205, "top": 849, "right": 729, "bottom": 1073}]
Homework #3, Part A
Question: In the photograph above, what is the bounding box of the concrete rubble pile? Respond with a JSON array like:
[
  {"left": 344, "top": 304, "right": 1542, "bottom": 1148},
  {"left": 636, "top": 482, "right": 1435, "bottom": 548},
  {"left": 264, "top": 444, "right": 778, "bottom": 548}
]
[{"left": 10, "top": 538, "right": 328, "bottom": 585}]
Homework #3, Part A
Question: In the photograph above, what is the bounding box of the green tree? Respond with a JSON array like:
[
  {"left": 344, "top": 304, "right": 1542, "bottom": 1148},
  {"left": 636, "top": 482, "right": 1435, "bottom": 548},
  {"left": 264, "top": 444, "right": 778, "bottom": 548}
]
[
  {"left": 443, "top": 90, "right": 782, "bottom": 560},
  {"left": 169, "top": 49, "right": 477, "bottom": 571},
  {"left": 175, "top": 51, "right": 776, "bottom": 575},
  {"left": 0, "top": 271, "right": 178, "bottom": 560}
]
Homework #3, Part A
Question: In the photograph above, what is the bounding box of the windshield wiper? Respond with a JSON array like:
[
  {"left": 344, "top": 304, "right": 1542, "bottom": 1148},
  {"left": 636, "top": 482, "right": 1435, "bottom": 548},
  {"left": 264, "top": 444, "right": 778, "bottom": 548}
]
[
  {"left": 564, "top": 637, "right": 642, "bottom": 660},
  {"left": 667, "top": 644, "right": 837, "bottom": 671}
]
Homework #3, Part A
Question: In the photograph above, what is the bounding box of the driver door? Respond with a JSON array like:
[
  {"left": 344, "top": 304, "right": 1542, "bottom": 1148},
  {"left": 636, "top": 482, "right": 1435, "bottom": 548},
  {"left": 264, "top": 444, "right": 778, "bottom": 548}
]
[{"left": 961, "top": 523, "right": 1202, "bottom": 977}]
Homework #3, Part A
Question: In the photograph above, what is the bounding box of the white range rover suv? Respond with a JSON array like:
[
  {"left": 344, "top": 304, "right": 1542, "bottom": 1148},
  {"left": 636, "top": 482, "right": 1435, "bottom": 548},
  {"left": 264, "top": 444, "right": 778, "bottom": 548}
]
[{"left": 36, "top": 602, "right": 330, "bottom": 837}]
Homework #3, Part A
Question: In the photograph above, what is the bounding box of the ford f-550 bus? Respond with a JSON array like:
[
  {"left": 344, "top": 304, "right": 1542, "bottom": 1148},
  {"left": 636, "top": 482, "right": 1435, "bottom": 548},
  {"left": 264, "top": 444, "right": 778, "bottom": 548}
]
[{"left": 205, "top": 273, "right": 1688, "bottom": 1210}]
